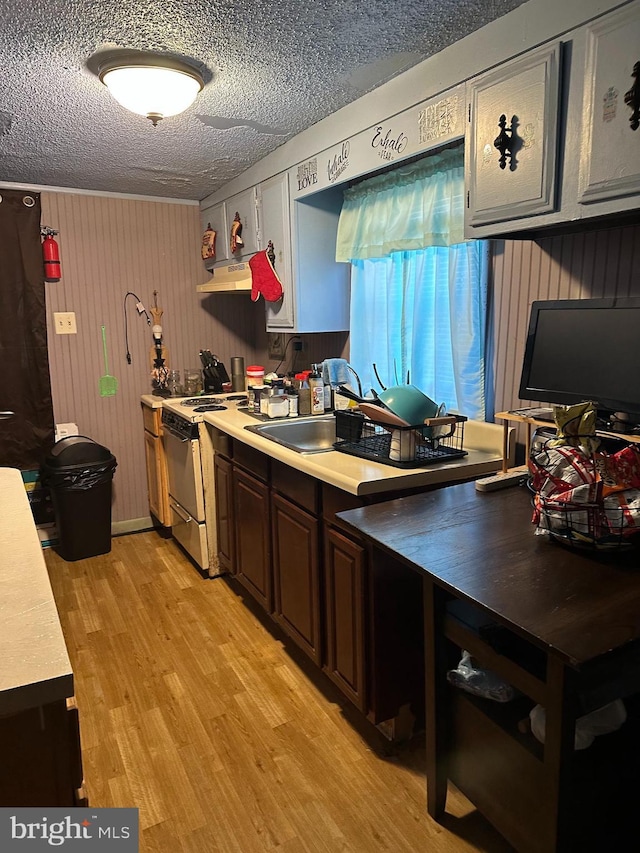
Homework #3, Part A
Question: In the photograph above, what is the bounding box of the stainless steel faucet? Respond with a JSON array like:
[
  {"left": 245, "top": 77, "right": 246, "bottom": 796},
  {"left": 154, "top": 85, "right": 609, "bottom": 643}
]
[{"left": 346, "top": 365, "right": 363, "bottom": 397}]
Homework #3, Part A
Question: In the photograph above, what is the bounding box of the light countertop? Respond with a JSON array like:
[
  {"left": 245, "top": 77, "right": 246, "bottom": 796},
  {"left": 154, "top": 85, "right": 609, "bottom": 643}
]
[
  {"left": 140, "top": 394, "right": 167, "bottom": 409},
  {"left": 0, "top": 468, "right": 73, "bottom": 716},
  {"left": 203, "top": 406, "right": 511, "bottom": 497}
]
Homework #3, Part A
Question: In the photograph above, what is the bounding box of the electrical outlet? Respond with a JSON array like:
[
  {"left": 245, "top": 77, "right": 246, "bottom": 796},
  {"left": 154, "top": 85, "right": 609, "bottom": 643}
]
[
  {"left": 54, "top": 312, "right": 77, "bottom": 335},
  {"left": 268, "top": 332, "right": 286, "bottom": 360}
]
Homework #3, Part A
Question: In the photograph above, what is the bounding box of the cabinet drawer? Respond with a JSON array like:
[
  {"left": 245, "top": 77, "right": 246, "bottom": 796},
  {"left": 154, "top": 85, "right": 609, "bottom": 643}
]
[
  {"left": 322, "top": 483, "right": 366, "bottom": 526},
  {"left": 170, "top": 500, "right": 209, "bottom": 570},
  {"left": 207, "top": 424, "right": 233, "bottom": 459},
  {"left": 234, "top": 442, "right": 269, "bottom": 482},
  {"left": 272, "top": 460, "right": 319, "bottom": 514},
  {"left": 142, "top": 404, "right": 162, "bottom": 437}
]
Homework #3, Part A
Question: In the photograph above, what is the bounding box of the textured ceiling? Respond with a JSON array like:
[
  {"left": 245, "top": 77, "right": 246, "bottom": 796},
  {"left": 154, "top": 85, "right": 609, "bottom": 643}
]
[{"left": 0, "top": 0, "right": 527, "bottom": 201}]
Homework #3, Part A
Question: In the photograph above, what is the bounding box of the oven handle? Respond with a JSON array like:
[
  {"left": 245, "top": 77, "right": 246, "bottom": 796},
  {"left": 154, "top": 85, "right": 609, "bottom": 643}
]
[
  {"left": 163, "top": 422, "right": 192, "bottom": 442},
  {"left": 170, "top": 499, "right": 193, "bottom": 523}
]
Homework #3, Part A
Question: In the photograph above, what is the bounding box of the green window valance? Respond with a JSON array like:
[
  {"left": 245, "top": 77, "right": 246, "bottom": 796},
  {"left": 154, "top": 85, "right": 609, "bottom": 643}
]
[{"left": 335, "top": 145, "right": 465, "bottom": 262}]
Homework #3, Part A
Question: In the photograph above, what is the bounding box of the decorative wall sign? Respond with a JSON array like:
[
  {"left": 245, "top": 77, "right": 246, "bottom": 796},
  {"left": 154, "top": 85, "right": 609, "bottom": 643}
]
[
  {"left": 418, "top": 95, "right": 460, "bottom": 143},
  {"left": 291, "top": 84, "right": 465, "bottom": 198},
  {"left": 327, "top": 141, "right": 351, "bottom": 183},
  {"left": 370, "top": 123, "right": 409, "bottom": 161},
  {"left": 296, "top": 158, "right": 319, "bottom": 192}
]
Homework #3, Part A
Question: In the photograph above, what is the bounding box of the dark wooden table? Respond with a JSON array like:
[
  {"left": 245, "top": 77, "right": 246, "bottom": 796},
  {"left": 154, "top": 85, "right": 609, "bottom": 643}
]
[{"left": 337, "top": 481, "right": 640, "bottom": 853}]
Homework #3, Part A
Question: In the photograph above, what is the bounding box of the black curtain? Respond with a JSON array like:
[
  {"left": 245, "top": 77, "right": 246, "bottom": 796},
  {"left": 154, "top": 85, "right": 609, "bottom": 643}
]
[{"left": 0, "top": 190, "right": 55, "bottom": 469}]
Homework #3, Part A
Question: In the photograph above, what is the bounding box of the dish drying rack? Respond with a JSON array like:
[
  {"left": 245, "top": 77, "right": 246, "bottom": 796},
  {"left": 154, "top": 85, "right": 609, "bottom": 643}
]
[{"left": 333, "top": 410, "right": 467, "bottom": 468}]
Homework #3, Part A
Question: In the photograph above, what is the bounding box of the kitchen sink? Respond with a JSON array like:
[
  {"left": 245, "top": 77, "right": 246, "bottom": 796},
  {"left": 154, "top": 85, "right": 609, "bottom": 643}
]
[{"left": 244, "top": 415, "right": 337, "bottom": 453}]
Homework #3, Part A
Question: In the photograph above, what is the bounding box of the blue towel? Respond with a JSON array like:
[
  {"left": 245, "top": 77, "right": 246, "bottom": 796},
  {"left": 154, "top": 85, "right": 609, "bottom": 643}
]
[{"left": 322, "top": 358, "right": 351, "bottom": 387}]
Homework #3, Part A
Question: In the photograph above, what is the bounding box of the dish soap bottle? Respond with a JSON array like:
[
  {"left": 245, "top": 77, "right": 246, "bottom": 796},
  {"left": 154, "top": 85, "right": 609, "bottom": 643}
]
[{"left": 309, "top": 364, "right": 324, "bottom": 415}]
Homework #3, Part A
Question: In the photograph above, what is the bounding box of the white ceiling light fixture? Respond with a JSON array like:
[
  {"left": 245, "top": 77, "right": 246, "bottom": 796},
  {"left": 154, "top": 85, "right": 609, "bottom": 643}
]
[{"left": 98, "top": 55, "right": 204, "bottom": 126}]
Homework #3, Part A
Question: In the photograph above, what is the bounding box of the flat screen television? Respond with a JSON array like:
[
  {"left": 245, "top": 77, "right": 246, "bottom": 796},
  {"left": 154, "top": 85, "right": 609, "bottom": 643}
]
[{"left": 518, "top": 297, "right": 640, "bottom": 423}]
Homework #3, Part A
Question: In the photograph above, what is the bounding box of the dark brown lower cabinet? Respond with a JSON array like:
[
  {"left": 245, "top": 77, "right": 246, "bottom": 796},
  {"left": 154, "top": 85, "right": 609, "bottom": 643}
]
[
  {"left": 0, "top": 697, "right": 85, "bottom": 806},
  {"left": 323, "top": 525, "right": 366, "bottom": 713},
  {"left": 233, "top": 466, "right": 272, "bottom": 613},
  {"left": 271, "top": 492, "right": 321, "bottom": 665},
  {"left": 212, "top": 438, "right": 424, "bottom": 734},
  {"left": 213, "top": 453, "right": 235, "bottom": 574}
]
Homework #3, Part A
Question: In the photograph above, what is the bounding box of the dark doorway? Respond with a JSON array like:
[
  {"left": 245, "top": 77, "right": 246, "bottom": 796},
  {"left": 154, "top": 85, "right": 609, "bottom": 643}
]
[{"left": 0, "top": 189, "right": 54, "bottom": 469}]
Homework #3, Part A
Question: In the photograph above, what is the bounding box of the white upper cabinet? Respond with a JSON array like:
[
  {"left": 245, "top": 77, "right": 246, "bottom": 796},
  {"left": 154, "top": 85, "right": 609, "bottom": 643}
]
[
  {"left": 465, "top": 41, "right": 562, "bottom": 229},
  {"left": 288, "top": 185, "right": 350, "bottom": 334},
  {"left": 256, "top": 174, "right": 349, "bottom": 333},
  {"left": 579, "top": 2, "right": 640, "bottom": 205},
  {"left": 256, "top": 173, "right": 295, "bottom": 330},
  {"left": 199, "top": 200, "right": 228, "bottom": 271},
  {"left": 224, "top": 187, "right": 259, "bottom": 262}
]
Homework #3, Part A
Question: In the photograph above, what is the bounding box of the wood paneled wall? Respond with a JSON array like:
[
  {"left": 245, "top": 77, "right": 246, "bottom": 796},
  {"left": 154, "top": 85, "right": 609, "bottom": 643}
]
[
  {"left": 41, "top": 189, "right": 636, "bottom": 525},
  {"left": 491, "top": 222, "right": 640, "bottom": 445},
  {"left": 41, "top": 191, "right": 348, "bottom": 527}
]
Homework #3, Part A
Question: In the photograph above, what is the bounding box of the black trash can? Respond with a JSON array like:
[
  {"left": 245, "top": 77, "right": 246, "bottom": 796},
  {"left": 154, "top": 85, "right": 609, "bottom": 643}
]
[{"left": 42, "top": 436, "right": 117, "bottom": 562}]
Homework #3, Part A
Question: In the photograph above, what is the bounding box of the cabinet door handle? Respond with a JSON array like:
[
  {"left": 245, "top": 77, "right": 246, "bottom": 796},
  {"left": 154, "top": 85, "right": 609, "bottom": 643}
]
[
  {"left": 267, "top": 240, "right": 276, "bottom": 268},
  {"left": 493, "top": 114, "right": 513, "bottom": 169},
  {"left": 624, "top": 61, "right": 640, "bottom": 131}
]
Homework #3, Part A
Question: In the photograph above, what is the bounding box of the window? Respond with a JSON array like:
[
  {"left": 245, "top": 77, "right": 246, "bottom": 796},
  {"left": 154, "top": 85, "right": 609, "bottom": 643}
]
[{"left": 336, "top": 146, "right": 490, "bottom": 420}]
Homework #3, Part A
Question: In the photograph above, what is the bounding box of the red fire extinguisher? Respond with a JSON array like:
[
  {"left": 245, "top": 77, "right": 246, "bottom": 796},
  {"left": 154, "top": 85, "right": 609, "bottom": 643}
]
[{"left": 41, "top": 226, "right": 61, "bottom": 282}]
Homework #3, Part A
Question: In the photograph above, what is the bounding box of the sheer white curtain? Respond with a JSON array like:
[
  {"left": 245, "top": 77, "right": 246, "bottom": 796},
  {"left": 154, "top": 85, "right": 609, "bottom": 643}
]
[{"left": 337, "top": 146, "right": 490, "bottom": 420}]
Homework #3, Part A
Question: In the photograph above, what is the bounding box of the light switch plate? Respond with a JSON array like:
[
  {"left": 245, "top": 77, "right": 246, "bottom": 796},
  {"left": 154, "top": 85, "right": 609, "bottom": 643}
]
[{"left": 54, "top": 312, "right": 77, "bottom": 334}]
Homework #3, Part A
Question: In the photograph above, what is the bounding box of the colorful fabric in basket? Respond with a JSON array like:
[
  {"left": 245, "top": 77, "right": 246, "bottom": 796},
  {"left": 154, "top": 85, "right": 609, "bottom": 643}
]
[
  {"left": 529, "top": 413, "right": 640, "bottom": 547},
  {"left": 528, "top": 404, "right": 640, "bottom": 548}
]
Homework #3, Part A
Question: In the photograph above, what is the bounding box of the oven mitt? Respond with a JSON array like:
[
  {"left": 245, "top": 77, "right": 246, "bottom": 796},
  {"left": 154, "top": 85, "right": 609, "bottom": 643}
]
[{"left": 249, "top": 249, "right": 284, "bottom": 303}]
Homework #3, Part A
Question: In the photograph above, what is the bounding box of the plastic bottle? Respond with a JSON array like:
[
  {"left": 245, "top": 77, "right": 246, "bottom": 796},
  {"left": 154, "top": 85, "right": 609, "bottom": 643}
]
[
  {"left": 323, "top": 381, "right": 332, "bottom": 411},
  {"left": 287, "top": 387, "right": 299, "bottom": 417},
  {"left": 309, "top": 364, "right": 324, "bottom": 415},
  {"left": 296, "top": 373, "right": 311, "bottom": 416}
]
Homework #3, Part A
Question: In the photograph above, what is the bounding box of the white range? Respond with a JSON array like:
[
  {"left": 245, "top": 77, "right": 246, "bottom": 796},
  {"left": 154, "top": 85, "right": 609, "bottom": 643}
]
[{"left": 161, "top": 393, "right": 247, "bottom": 575}]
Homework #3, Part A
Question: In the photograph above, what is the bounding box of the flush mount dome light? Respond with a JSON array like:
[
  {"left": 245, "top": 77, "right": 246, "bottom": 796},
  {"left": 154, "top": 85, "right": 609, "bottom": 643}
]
[{"left": 99, "top": 55, "right": 204, "bottom": 126}]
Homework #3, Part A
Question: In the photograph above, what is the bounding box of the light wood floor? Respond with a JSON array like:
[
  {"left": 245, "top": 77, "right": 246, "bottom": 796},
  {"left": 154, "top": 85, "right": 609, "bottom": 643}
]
[{"left": 45, "top": 531, "right": 513, "bottom": 853}]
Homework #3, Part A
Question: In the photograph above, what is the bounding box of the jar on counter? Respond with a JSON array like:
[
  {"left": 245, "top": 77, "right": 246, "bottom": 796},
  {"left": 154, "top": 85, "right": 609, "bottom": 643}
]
[
  {"left": 260, "top": 386, "right": 274, "bottom": 416},
  {"left": 295, "top": 373, "right": 311, "bottom": 416},
  {"left": 183, "top": 368, "right": 203, "bottom": 396},
  {"left": 267, "top": 395, "right": 289, "bottom": 419},
  {"left": 287, "top": 387, "right": 298, "bottom": 417},
  {"left": 166, "top": 370, "right": 183, "bottom": 397},
  {"left": 246, "top": 365, "right": 265, "bottom": 391},
  {"left": 250, "top": 385, "right": 267, "bottom": 414}
]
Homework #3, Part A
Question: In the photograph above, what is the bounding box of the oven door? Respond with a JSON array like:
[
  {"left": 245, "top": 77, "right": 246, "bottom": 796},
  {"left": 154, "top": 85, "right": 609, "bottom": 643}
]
[
  {"left": 163, "top": 427, "right": 205, "bottom": 522},
  {"left": 163, "top": 424, "right": 209, "bottom": 570}
]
